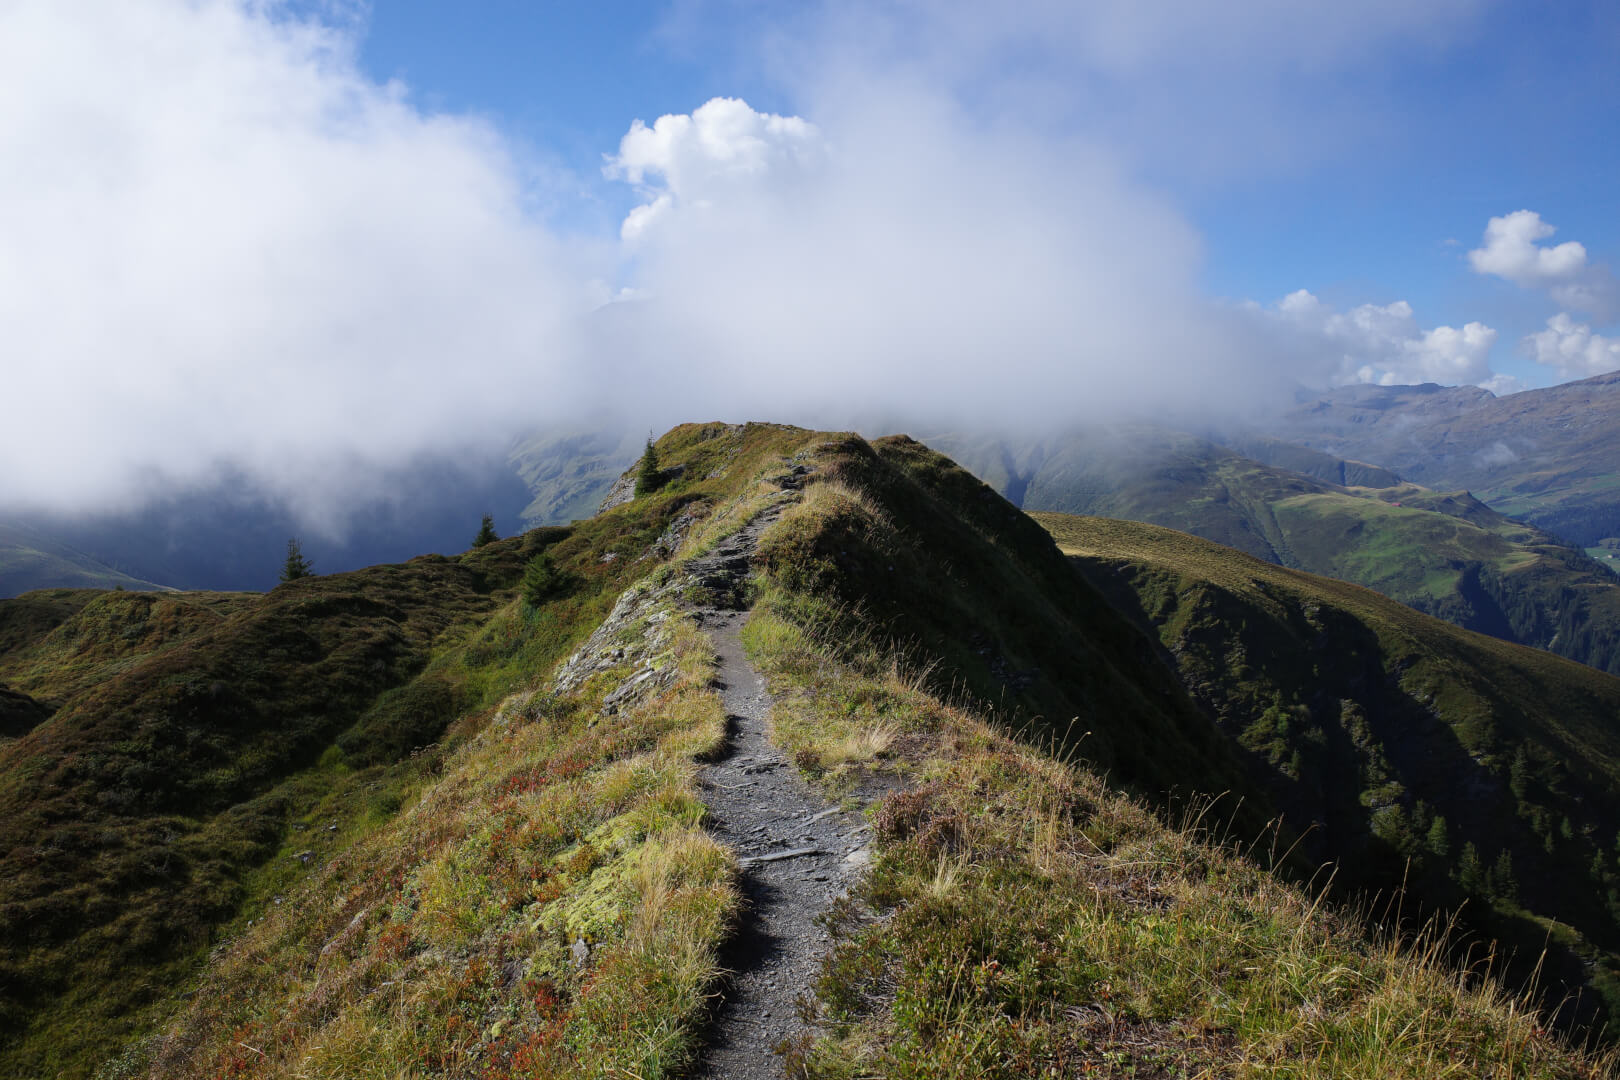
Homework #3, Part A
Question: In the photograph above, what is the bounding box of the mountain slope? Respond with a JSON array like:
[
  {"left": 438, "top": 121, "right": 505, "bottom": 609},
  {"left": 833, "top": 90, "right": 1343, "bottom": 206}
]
[
  {"left": 10, "top": 424, "right": 1620, "bottom": 1076},
  {"left": 1039, "top": 511, "right": 1620, "bottom": 1024},
  {"left": 1261, "top": 371, "right": 1620, "bottom": 547},
  {"left": 119, "top": 426, "right": 1616, "bottom": 1077},
  {"left": 934, "top": 427, "right": 1620, "bottom": 675},
  {"left": 0, "top": 427, "right": 756, "bottom": 1078},
  {"left": 0, "top": 523, "right": 173, "bottom": 597}
]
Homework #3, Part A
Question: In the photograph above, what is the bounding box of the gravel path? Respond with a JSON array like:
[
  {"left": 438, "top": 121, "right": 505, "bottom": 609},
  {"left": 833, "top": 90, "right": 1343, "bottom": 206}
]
[{"left": 689, "top": 511, "right": 872, "bottom": 1079}]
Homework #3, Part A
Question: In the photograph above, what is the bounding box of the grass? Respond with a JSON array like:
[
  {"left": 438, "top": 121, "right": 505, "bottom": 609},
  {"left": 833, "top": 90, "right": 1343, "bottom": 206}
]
[
  {"left": 125, "top": 606, "right": 734, "bottom": 1080},
  {"left": 0, "top": 421, "right": 833, "bottom": 1079},
  {"left": 1037, "top": 511, "right": 1620, "bottom": 1033},
  {"left": 741, "top": 510, "right": 1616, "bottom": 1076},
  {"left": 943, "top": 426, "right": 1620, "bottom": 677},
  {"left": 11, "top": 420, "right": 1620, "bottom": 1076}
]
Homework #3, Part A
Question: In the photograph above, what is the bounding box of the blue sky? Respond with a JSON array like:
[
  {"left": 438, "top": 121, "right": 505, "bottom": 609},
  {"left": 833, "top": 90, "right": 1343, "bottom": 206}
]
[{"left": 3, "top": 1, "right": 1618, "bottom": 518}]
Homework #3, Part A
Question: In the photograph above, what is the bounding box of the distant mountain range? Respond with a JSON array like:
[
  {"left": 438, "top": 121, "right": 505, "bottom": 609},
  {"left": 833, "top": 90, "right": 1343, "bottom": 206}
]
[
  {"left": 1253, "top": 370, "right": 1620, "bottom": 550},
  {"left": 926, "top": 371, "right": 1620, "bottom": 677}
]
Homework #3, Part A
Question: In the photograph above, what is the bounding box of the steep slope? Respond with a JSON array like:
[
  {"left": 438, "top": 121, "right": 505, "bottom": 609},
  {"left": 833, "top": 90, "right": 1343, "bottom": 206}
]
[
  {"left": 0, "top": 522, "right": 173, "bottom": 597},
  {"left": 507, "top": 427, "right": 640, "bottom": 526},
  {"left": 1039, "top": 512, "right": 1620, "bottom": 1026},
  {"left": 0, "top": 422, "right": 784, "bottom": 1078},
  {"left": 1262, "top": 371, "right": 1620, "bottom": 547},
  {"left": 935, "top": 427, "right": 1620, "bottom": 675}
]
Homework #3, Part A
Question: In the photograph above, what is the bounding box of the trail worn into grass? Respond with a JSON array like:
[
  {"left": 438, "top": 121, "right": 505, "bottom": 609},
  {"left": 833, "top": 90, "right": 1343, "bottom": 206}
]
[{"left": 689, "top": 508, "right": 872, "bottom": 1079}]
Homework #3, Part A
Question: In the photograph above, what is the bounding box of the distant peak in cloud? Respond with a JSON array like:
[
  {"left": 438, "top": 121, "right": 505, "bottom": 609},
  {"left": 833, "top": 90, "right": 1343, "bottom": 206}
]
[
  {"left": 1525, "top": 314, "right": 1620, "bottom": 382},
  {"left": 1468, "top": 210, "right": 1619, "bottom": 320}
]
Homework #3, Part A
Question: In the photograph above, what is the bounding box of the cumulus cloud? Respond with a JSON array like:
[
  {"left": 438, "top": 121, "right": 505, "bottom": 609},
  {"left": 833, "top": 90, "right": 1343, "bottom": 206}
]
[
  {"left": 1524, "top": 314, "right": 1620, "bottom": 382},
  {"left": 594, "top": 91, "right": 1287, "bottom": 431},
  {"left": 1265, "top": 290, "right": 1498, "bottom": 387},
  {"left": 606, "top": 98, "right": 825, "bottom": 240},
  {"left": 1468, "top": 210, "right": 1620, "bottom": 319}
]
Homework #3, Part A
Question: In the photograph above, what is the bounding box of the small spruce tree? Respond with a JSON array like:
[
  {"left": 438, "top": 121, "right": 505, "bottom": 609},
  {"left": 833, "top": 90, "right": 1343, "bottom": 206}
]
[
  {"left": 522, "top": 552, "right": 568, "bottom": 609},
  {"left": 1491, "top": 849, "right": 1519, "bottom": 904},
  {"left": 1425, "top": 815, "right": 1450, "bottom": 859},
  {"left": 280, "top": 537, "right": 313, "bottom": 582},
  {"left": 473, "top": 512, "right": 498, "bottom": 548},
  {"left": 1458, "top": 841, "right": 1485, "bottom": 895},
  {"left": 635, "top": 435, "right": 663, "bottom": 497}
]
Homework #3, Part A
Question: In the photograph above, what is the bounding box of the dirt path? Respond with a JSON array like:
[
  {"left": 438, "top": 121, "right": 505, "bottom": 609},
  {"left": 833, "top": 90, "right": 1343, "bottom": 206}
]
[{"left": 688, "top": 510, "right": 872, "bottom": 1079}]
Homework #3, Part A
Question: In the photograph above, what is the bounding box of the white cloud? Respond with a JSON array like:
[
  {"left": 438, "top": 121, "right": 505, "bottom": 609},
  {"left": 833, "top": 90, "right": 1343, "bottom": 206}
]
[
  {"left": 0, "top": 1, "right": 1518, "bottom": 530},
  {"left": 0, "top": 0, "right": 601, "bottom": 524},
  {"left": 1524, "top": 314, "right": 1620, "bottom": 381},
  {"left": 596, "top": 92, "right": 1290, "bottom": 430},
  {"left": 1468, "top": 210, "right": 1619, "bottom": 319},
  {"left": 606, "top": 98, "right": 824, "bottom": 241},
  {"left": 1267, "top": 290, "right": 1499, "bottom": 387}
]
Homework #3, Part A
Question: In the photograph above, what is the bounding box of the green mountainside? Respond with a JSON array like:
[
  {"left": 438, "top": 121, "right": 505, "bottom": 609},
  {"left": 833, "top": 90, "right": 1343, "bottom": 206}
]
[
  {"left": 0, "top": 523, "right": 174, "bottom": 596},
  {"left": 0, "top": 421, "right": 766, "bottom": 1077},
  {"left": 2, "top": 426, "right": 1618, "bottom": 1076},
  {"left": 1260, "top": 371, "right": 1620, "bottom": 548},
  {"left": 932, "top": 427, "right": 1620, "bottom": 676},
  {"left": 1039, "top": 511, "right": 1620, "bottom": 1024},
  {"left": 507, "top": 428, "right": 641, "bottom": 527}
]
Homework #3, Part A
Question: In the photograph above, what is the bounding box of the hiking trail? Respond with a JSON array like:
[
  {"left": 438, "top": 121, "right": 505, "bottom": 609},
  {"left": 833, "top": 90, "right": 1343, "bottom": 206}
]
[{"left": 686, "top": 503, "right": 873, "bottom": 1079}]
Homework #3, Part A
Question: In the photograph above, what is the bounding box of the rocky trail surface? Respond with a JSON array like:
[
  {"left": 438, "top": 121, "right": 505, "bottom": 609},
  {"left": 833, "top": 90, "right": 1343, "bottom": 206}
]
[{"left": 688, "top": 506, "right": 873, "bottom": 1079}]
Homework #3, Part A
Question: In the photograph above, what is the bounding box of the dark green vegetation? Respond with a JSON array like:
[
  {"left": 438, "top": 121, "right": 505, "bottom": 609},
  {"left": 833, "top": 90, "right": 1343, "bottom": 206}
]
[
  {"left": 1039, "top": 512, "right": 1620, "bottom": 1030},
  {"left": 0, "top": 522, "right": 173, "bottom": 596},
  {"left": 0, "top": 422, "right": 799, "bottom": 1079},
  {"left": 1259, "top": 371, "right": 1620, "bottom": 548},
  {"left": 936, "top": 426, "right": 1620, "bottom": 676},
  {"left": 635, "top": 436, "right": 664, "bottom": 496}
]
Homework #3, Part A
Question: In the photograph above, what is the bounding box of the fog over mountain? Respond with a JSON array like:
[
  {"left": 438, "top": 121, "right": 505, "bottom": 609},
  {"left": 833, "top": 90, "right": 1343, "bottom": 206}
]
[{"left": 6, "top": 1, "right": 1605, "bottom": 540}]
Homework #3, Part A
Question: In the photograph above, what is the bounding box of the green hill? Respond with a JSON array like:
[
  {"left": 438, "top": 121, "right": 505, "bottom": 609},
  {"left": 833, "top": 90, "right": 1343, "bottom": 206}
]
[
  {"left": 0, "top": 423, "right": 783, "bottom": 1077},
  {"left": 4, "top": 425, "right": 1619, "bottom": 1077},
  {"left": 933, "top": 427, "right": 1620, "bottom": 676},
  {"left": 1039, "top": 511, "right": 1620, "bottom": 1026},
  {"left": 0, "top": 523, "right": 174, "bottom": 598}
]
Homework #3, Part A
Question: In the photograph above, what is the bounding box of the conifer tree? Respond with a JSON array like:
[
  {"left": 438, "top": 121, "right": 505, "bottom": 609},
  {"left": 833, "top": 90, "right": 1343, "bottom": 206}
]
[
  {"left": 280, "top": 537, "right": 313, "bottom": 582},
  {"left": 473, "top": 512, "right": 498, "bottom": 548},
  {"left": 1425, "top": 815, "right": 1449, "bottom": 858},
  {"left": 1458, "top": 841, "right": 1485, "bottom": 895},
  {"left": 1491, "top": 849, "right": 1519, "bottom": 904},
  {"left": 522, "top": 552, "right": 570, "bottom": 609},
  {"left": 635, "top": 435, "right": 663, "bottom": 496}
]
